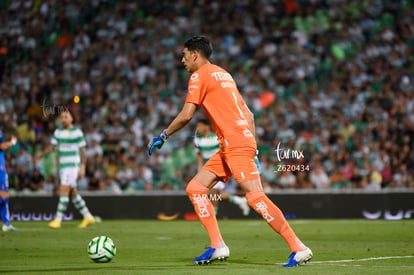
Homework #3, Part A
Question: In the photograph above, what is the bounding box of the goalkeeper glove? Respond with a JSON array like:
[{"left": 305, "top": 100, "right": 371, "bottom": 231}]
[
  {"left": 254, "top": 150, "right": 262, "bottom": 175},
  {"left": 147, "top": 129, "right": 169, "bottom": 156}
]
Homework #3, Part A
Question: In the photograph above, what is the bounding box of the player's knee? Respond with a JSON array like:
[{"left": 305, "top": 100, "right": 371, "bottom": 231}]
[
  {"left": 209, "top": 188, "right": 220, "bottom": 194},
  {"left": 0, "top": 191, "right": 10, "bottom": 200},
  {"left": 245, "top": 190, "right": 266, "bottom": 208},
  {"left": 186, "top": 179, "right": 209, "bottom": 195},
  {"left": 59, "top": 185, "right": 70, "bottom": 194}
]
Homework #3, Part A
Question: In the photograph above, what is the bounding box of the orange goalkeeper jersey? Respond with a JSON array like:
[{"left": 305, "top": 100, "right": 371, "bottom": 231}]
[{"left": 185, "top": 63, "right": 256, "bottom": 148}]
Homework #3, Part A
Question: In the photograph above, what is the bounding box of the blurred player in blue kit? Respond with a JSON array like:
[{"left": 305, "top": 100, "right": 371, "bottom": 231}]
[{"left": 0, "top": 128, "right": 17, "bottom": 232}]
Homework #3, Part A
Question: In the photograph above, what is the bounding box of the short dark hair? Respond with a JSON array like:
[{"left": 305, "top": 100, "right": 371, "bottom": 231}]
[
  {"left": 184, "top": 36, "right": 213, "bottom": 58},
  {"left": 197, "top": 118, "right": 210, "bottom": 126}
]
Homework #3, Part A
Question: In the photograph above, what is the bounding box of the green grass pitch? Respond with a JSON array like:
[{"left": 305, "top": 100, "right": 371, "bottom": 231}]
[{"left": 1, "top": 219, "right": 413, "bottom": 274}]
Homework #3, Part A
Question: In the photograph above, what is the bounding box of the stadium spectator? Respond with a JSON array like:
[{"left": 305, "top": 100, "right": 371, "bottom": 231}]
[
  {"left": 85, "top": 139, "right": 104, "bottom": 159},
  {"left": 87, "top": 176, "right": 104, "bottom": 191},
  {"left": 330, "top": 168, "right": 352, "bottom": 190},
  {"left": 259, "top": 154, "right": 278, "bottom": 190},
  {"left": 29, "top": 169, "right": 45, "bottom": 192},
  {"left": 16, "top": 166, "right": 31, "bottom": 191},
  {"left": 116, "top": 156, "right": 138, "bottom": 190},
  {"left": 44, "top": 175, "right": 58, "bottom": 195},
  {"left": 278, "top": 170, "right": 297, "bottom": 189},
  {"left": 14, "top": 146, "right": 33, "bottom": 173},
  {"left": 309, "top": 161, "right": 330, "bottom": 189},
  {"left": 136, "top": 161, "right": 154, "bottom": 191}
]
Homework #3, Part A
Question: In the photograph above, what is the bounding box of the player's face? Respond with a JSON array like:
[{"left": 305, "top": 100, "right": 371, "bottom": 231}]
[
  {"left": 181, "top": 48, "right": 197, "bottom": 73},
  {"left": 60, "top": 111, "right": 73, "bottom": 129},
  {"left": 196, "top": 123, "right": 209, "bottom": 136}
]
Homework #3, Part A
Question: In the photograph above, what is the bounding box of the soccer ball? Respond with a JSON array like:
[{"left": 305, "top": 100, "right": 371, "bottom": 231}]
[{"left": 87, "top": 236, "right": 116, "bottom": 263}]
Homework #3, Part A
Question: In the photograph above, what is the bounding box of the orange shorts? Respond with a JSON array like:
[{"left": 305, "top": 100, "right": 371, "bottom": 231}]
[{"left": 203, "top": 145, "right": 260, "bottom": 184}]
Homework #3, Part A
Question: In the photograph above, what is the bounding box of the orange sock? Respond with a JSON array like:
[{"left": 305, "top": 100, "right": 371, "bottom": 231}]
[
  {"left": 186, "top": 180, "right": 225, "bottom": 248},
  {"left": 246, "top": 190, "right": 306, "bottom": 252}
]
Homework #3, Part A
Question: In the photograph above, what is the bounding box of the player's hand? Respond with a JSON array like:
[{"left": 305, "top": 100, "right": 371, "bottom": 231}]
[
  {"left": 147, "top": 129, "right": 169, "bottom": 156},
  {"left": 10, "top": 136, "right": 17, "bottom": 146},
  {"left": 0, "top": 191, "right": 10, "bottom": 200},
  {"left": 78, "top": 165, "right": 86, "bottom": 178},
  {"left": 35, "top": 153, "right": 42, "bottom": 161},
  {"left": 254, "top": 150, "right": 262, "bottom": 175}
]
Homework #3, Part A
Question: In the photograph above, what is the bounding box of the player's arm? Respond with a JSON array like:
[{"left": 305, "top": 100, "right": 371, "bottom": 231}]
[
  {"left": 35, "top": 144, "right": 56, "bottom": 160},
  {"left": 79, "top": 146, "right": 86, "bottom": 178},
  {"left": 0, "top": 135, "right": 17, "bottom": 150},
  {"left": 148, "top": 102, "right": 198, "bottom": 156},
  {"left": 165, "top": 102, "right": 197, "bottom": 136}
]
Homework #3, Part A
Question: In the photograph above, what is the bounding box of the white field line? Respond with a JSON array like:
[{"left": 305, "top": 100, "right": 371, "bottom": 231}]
[
  {"left": 312, "top": 255, "right": 414, "bottom": 264},
  {"left": 9, "top": 227, "right": 51, "bottom": 232},
  {"left": 276, "top": 255, "right": 414, "bottom": 265}
]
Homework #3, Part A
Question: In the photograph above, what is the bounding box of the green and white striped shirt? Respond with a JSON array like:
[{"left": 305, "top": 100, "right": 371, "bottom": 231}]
[
  {"left": 51, "top": 126, "right": 86, "bottom": 169},
  {"left": 194, "top": 133, "right": 220, "bottom": 163}
]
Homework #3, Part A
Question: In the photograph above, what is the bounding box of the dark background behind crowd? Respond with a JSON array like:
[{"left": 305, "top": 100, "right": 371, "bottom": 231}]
[{"left": 0, "top": 0, "right": 413, "bottom": 194}]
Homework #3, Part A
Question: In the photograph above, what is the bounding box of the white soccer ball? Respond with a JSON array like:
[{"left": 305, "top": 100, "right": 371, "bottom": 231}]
[{"left": 87, "top": 236, "right": 116, "bottom": 263}]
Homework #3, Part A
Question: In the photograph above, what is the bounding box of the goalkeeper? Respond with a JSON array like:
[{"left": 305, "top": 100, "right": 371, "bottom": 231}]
[{"left": 148, "top": 36, "right": 312, "bottom": 267}]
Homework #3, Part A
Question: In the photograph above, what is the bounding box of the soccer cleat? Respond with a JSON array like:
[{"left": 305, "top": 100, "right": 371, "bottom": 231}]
[
  {"left": 48, "top": 219, "right": 61, "bottom": 229},
  {"left": 193, "top": 245, "right": 230, "bottom": 265},
  {"left": 78, "top": 216, "right": 96, "bottom": 228},
  {"left": 283, "top": 247, "right": 313, "bottom": 267},
  {"left": 238, "top": 197, "right": 250, "bottom": 216},
  {"left": 2, "top": 224, "right": 17, "bottom": 232}
]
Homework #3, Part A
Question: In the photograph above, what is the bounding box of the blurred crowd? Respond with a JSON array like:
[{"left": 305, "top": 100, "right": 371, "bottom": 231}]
[{"left": 0, "top": 0, "right": 413, "bottom": 194}]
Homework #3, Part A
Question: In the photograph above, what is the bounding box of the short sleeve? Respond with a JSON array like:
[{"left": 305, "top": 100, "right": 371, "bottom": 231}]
[
  {"left": 51, "top": 130, "right": 58, "bottom": 145},
  {"left": 185, "top": 72, "right": 206, "bottom": 105},
  {"left": 78, "top": 130, "right": 86, "bottom": 148}
]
